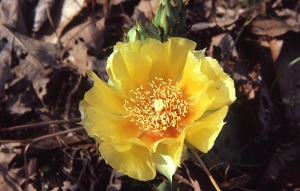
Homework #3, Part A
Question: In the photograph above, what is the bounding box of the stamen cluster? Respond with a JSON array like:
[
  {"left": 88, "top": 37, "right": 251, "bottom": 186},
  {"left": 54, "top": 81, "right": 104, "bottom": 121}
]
[{"left": 124, "top": 78, "right": 188, "bottom": 133}]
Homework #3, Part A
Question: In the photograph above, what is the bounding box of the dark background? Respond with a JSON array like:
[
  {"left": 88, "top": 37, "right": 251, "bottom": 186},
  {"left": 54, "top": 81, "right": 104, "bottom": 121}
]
[{"left": 0, "top": 0, "right": 299, "bottom": 190}]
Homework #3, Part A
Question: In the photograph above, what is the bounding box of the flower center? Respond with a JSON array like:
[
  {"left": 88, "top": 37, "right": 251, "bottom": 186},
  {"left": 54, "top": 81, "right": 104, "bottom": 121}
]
[{"left": 124, "top": 78, "right": 188, "bottom": 133}]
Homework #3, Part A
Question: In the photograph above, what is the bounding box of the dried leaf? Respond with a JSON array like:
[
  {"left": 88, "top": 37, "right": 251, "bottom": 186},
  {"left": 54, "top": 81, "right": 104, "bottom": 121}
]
[
  {"left": 0, "top": 143, "right": 23, "bottom": 191},
  {"left": 269, "top": 38, "right": 283, "bottom": 62},
  {"left": 106, "top": 169, "right": 123, "bottom": 191},
  {"left": 0, "top": 169, "right": 22, "bottom": 191},
  {"left": 61, "top": 181, "right": 78, "bottom": 191},
  {"left": 0, "top": 24, "right": 61, "bottom": 115},
  {"left": 261, "top": 138, "right": 300, "bottom": 184},
  {"left": 251, "top": 19, "right": 300, "bottom": 37},
  {"left": 0, "top": 0, "right": 27, "bottom": 34},
  {"left": 110, "top": 0, "right": 130, "bottom": 5},
  {"left": 0, "top": 38, "right": 13, "bottom": 99},
  {"left": 44, "top": 0, "right": 87, "bottom": 43},
  {"left": 184, "top": 163, "right": 201, "bottom": 191},
  {"left": 32, "top": 0, "right": 55, "bottom": 32},
  {"left": 215, "top": 6, "right": 243, "bottom": 28},
  {"left": 0, "top": 143, "right": 20, "bottom": 166},
  {"left": 209, "top": 33, "right": 238, "bottom": 59},
  {"left": 7, "top": 94, "right": 32, "bottom": 115},
  {"left": 220, "top": 173, "right": 251, "bottom": 190},
  {"left": 1, "top": 25, "right": 61, "bottom": 68},
  {"left": 69, "top": 41, "right": 88, "bottom": 75},
  {"left": 273, "top": 33, "right": 300, "bottom": 122},
  {"left": 61, "top": 18, "right": 105, "bottom": 75},
  {"left": 136, "top": 0, "right": 158, "bottom": 20},
  {"left": 190, "top": 22, "right": 216, "bottom": 32},
  {"left": 255, "top": 81, "right": 281, "bottom": 142}
]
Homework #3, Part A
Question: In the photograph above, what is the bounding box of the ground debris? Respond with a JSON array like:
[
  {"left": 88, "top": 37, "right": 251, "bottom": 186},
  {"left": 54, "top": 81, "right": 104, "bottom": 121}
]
[{"left": 1, "top": 0, "right": 300, "bottom": 190}]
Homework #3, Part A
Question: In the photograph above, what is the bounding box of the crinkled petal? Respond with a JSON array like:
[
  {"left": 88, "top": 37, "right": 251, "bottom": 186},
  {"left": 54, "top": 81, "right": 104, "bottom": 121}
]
[
  {"left": 201, "top": 57, "right": 236, "bottom": 110},
  {"left": 115, "top": 40, "right": 144, "bottom": 53},
  {"left": 79, "top": 101, "right": 142, "bottom": 140},
  {"left": 179, "top": 52, "right": 213, "bottom": 122},
  {"left": 106, "top": 50, "right": 133, "bottom": 91},
  {"left": 99, "top": 140, "right": 156, "bottom": 181},
  {"left": 166, "top": 38, "right": 196, "bottom": 81},
  {"left": 141, "top": 38, "right": 196, "bottom": 82},
  {"left": 184, "top": 106, "right": 229, "bottom": 153},
  {"left": 193, "top": 48, "right": 206, "bottom": 61},
  {"left": 152, "top": 134, "right": 185, "bottom": 182},
  {"left": 83, "top": 70, "right": 128, "bottom": 115},
  {"left": 107, "top": 39, "right": 156, "bottom": 90},
  {"left": 120, "top": 51, "right": 152, "bottom": 88},
  {"left": 107, "top": 38, "right": 196, "bottom": 91},
  {"left": 153, "top": 150, "right": 177, "bottom": 182}
]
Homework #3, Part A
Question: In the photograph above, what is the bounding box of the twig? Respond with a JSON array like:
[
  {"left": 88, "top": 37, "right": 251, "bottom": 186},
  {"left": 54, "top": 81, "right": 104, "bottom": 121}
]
[
  {"left": 0, "top": 118, "right": 81, "bottom": 131},
  {"left": 190, "top": 149, "right": 221, "bottom": 191},
  {"left": 0, "top": 126, "right": 84, "bottom": 144},
  {"left": 63, "top": 75, "right": 82, "bottom": 120},
  {"left": 23, "top": 126, "right": 84, "bottom": 186}
]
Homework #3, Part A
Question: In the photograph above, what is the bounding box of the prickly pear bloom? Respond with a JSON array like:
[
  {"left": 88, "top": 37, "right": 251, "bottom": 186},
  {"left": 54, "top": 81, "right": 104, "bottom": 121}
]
[{"left": 79, "top": 37, "right": 236, "bottom": 181}]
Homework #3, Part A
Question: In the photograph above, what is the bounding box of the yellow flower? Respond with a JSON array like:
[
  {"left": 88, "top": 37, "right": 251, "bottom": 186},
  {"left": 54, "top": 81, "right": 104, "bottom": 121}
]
[{"left": 79, "top": 37, "right": 236, "bottom": 181}]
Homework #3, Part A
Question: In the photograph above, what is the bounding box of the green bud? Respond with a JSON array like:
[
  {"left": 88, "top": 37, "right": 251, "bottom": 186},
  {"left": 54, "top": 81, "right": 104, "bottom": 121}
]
[
  {"left": 152, "top": 0, "right": 186, "bottom": 40},
  {"left": 124, "top": 21, "right": 161, "bottom": 42}
]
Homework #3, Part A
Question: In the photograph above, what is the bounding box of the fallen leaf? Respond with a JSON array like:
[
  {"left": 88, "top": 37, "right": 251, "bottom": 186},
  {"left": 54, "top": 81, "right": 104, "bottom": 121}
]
[
  {"left": 106, "top": 169, "right": 123, "bottom": 191},
  {"left": 0, "top": 143, "right": 23, "bottom": 191},
  {"left": 215, "top": 6, "right": 244, "bottom": 28},
  {"left": 32, "top": 0, "right": 55, "bottom": 32},
  {"left": 43, "top": 0, "right": 87, "bottom": 43},
  {"left": 251, "top": 19, "right": 300, "bottom": 37},
  {"left": 269, "top": 38, "right": 283, "bottom": 62},
  {"left": 260, "top": 138, "right": 300, "bottom": 184},
  {"left": 110, "top": 0, "right": 130, "bottom": 5},
  {"left": 0, "top": 0, "right": 28, "bottom": 34},
  {"left": 61, "top": 18, "right": 105, "bottom": 75},
  {"left": 209, "top": 33, "right": 239, "bottom": 59},
  {"left": 0, "top": 24, "right": 61, "bottom": 115},
  {"left": 136, "top": 0, "right": 158, "bottom": 20},
  {"left": 220, "top": 173, "right": 251, "bottom": 190},
  {"left": 272, "top": 32, "right": 300, "bottom": 123},
  {"left": 61, "top": 181, "right": 78, "bottom": 191},
  {"left": 1, "top": 25, "right": 61, "bottom": 68},
  {"left": 0, "top": 38, "right": 13, "bottom": 99},
  {"left": 63, "top": 39, "right": 89, "bottom": 75},
  {"left": 190, "top": 22, "right": 216, "bottom": 32}
]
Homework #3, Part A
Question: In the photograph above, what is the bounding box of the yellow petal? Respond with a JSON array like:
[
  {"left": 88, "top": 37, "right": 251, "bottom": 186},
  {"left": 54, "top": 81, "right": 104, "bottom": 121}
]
[
  {"left": 115, "top": 40, "right": 144, "bottom": 53},
  {"left": 141, "top": 38, "right": 196, "bottom": 82},
  {"left": 158, "top": 133, "right": 185, "bottom": 166},
  {"left": 152, "top": 134, "right": 185, "bottom": 182},
  {"left": 106, "top": 50, "right": 132, "bottom": 91},
  {"left": 79, "top": 102, "right": 142, "bottom": 140},
  {"left": 184, "top": 106, "right": 229, "bottom": 153},
  {"left": 107, "top": 42, "right": 154, "bottom": 92},
  {"left": 140, "top": 40, "right": 169, "bottom": 79},
  {"left": 193, "top": 48, "right": 206, "bottom": 60},
  {"left": 170, "top": 37, "right": 196, "bottom": 51},
  {"left": 120, "top": 50, "right": 152, "bottom": 88},
  {"left": 83, "top": 70, "right": 128, "bottom": 115},
  {"left": 179, "top": 52, "right": 213, "bottom": 122},
  {"left": 153, "top": 148, "right": 177, "bottom": 182},
  {"left": 99, "top": 140, "right": 156, "bottom": 181},
  {"left": 206, "top": 73, "right": 236, "bottom": 110},
  {"left": 200, "top": 57, "right": 236, "bottom": 110},
  {"left": 167, "top": 38, "right": 196, "bottom": 81}
]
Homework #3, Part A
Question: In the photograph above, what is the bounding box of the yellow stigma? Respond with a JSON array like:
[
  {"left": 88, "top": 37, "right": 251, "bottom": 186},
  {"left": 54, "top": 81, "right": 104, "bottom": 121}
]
[{"left": 124, "top": 78, "right": 188, "bottom": 133}]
